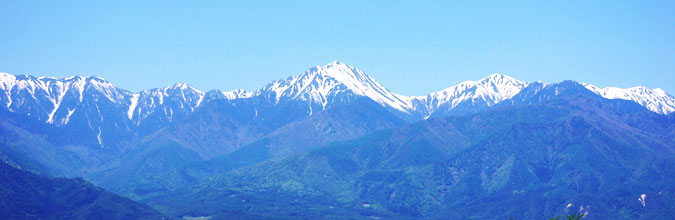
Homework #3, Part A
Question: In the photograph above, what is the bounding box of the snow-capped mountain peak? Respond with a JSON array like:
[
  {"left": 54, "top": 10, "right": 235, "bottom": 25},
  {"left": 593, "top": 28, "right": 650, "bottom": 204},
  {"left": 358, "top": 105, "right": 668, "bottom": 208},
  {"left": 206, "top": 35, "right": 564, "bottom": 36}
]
[
  {"left": 410, "top": 73, "right": 530, "bottom": 117},
  {"left": 258, "top": 61, "right": 412, "bottom": 112},
  {"left": 0, "top": 73, "right": 120, "bottom": 123},
  {"left": 85, "top": 76, "right": 127, "bottom": 104},
  {"left": 163, "top": 83, "right": 205, "bottom": 107},
  {"left": 582, "top": 83, "right": 675, "bottom": 114},
  {"left": 164, "top": 82, "right": 202, "bottom": 93},
  {"left": 126, "top": 83, "right": 206, "bottom": 122},
  {"left": 472, "top": 73, "right": 530, "bottom": 105}
]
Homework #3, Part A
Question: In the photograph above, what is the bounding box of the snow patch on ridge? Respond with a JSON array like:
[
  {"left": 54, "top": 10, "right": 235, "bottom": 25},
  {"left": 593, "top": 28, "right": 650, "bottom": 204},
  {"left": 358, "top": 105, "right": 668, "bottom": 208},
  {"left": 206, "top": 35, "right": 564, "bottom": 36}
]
[
  {"left": 63, "top": 108, "right": 76, "bottom": 124},
  {"left": 97, "top": 127, "right": 103, "bottom": 148}
]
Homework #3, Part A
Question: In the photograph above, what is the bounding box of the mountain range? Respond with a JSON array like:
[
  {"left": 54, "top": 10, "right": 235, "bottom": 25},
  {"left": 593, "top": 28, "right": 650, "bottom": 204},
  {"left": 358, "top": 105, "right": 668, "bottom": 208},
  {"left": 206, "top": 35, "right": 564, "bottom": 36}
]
[
  {"left": 2, "top": 61, "right": 673, "bottom": 128},
  {"left": 1, "top": 61, "right": 674, "bottom": 219}
]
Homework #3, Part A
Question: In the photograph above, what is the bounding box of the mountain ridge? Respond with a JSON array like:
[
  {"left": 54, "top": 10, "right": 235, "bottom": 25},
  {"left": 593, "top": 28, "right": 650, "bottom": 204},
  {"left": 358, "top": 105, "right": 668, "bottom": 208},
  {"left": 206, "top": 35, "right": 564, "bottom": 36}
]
[{"left": 2, "top": 61, "right": 673, "bottom": 129}]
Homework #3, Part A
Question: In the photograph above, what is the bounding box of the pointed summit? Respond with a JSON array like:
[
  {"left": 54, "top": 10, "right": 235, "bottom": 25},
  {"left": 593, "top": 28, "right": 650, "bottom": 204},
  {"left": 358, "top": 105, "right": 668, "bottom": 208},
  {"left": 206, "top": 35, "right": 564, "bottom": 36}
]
[
  {"left": 164, "top": 82, "right": 203, "bottom": 94},
  {"left": 477, "top": 73, "right": 519, "bottom": 84},
  {"left": 327, "top": 60, "right": 343, "bottom": 65},
  {"left": 311, "top": 61, "right": 374, "bottom": 90},
  {"left": 258, "top": 61, "right": 412, "bottom": 112},
  {"left": 485, "top": 73, "right": 505, "bottom": 78},
  {"left": 167, "top": 82, "right": 190, "bottom": 90},
  {"left": 301, "top": 60, "right": 366, "bottom": 82}
]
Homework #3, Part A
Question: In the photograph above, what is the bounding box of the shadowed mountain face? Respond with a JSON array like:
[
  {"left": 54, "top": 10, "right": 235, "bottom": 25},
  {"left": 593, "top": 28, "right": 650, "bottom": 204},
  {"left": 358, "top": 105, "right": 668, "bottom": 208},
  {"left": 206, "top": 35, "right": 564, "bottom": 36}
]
[
  {"left": 1, "top": 62, "right": 675, "bottom": 219},
  {"left": 89, "top": 98, "right": 408, "bottom": 199},
  {"left": 0, "top": 162, "right": 168, "bottom": 220}
]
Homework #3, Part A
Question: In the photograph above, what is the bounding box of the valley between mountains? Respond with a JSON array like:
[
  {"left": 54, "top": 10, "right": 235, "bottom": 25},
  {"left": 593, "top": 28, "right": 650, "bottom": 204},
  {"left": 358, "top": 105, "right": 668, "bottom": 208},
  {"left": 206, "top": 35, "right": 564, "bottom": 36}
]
[{"left": 1, "top": 61, "right": 674, "bottom": 219}]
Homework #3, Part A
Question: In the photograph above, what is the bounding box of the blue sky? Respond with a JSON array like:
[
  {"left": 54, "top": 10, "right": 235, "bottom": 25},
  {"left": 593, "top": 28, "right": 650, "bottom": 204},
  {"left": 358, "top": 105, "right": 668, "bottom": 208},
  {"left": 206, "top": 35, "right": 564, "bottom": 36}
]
[{"left": 1, "top": 1, "right": 673, "bottom": 95}]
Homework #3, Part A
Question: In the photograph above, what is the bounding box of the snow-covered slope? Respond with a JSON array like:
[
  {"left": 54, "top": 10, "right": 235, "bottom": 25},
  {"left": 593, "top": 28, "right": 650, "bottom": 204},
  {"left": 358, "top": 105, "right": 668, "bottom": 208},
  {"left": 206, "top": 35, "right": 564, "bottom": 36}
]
[
  {"left": 256, "top": 60, "right": 412, "bottom": 113},
  {"left": 410, "top": 73, "right": 530, "bottom": 117},
  {"left": 0, "top": 72, "right": 212, "bottom": 126},
  {"left": 582, "top": 83, "right": 675, "bottom": 114},
  {"left": 0, "top": 73, "right": 126, "bottom": 125},
  {"left": 128, "top": 83, "right": 205, "bottom": 124},
  {"left": 0, "top": 72, "right": 216, "bottom": 149}
]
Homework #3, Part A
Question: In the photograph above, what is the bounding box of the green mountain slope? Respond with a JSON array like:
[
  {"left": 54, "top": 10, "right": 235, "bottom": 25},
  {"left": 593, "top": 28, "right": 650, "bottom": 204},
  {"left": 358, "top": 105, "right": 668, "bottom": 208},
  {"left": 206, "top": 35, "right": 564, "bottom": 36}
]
[{"left": 0, "top": 162, "right": 169, "bottom": 220}]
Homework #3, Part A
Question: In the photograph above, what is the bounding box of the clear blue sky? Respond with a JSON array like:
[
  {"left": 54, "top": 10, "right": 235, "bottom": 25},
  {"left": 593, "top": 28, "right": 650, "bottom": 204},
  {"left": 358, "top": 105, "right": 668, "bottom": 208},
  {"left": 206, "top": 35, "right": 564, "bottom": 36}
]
[{"left": 1, "top": 1, "right": 673, "bottom": 95}]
